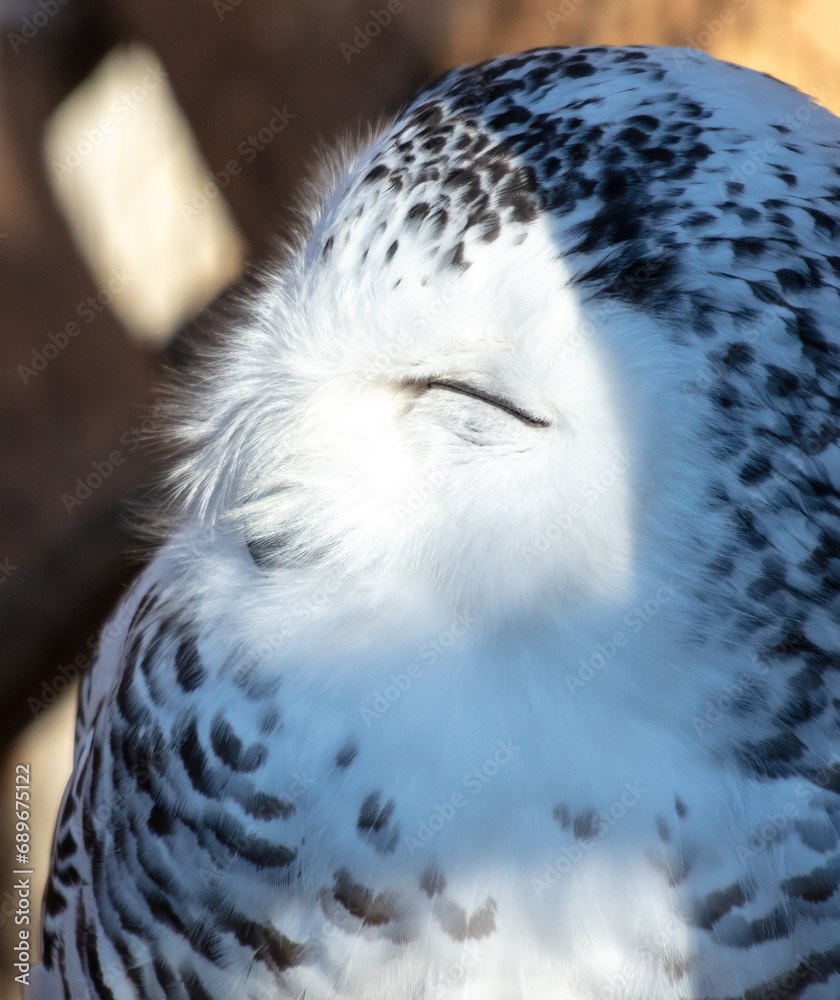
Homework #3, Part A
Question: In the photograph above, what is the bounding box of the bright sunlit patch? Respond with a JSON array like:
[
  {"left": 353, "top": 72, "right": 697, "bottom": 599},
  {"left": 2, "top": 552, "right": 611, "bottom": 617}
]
[{"left": 43, "top": 44, "right": 246, "bottom": 347}]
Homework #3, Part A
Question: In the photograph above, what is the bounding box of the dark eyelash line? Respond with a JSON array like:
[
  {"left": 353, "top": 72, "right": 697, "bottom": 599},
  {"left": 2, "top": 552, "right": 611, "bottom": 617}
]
[{"left": 425, "top": 380, "right": 551, "bottom": 428}]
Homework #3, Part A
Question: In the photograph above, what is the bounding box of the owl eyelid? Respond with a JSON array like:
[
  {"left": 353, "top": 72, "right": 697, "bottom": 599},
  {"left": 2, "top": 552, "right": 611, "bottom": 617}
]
[{"left": 425, "top": 379, "right": 551, "bottom": 428}]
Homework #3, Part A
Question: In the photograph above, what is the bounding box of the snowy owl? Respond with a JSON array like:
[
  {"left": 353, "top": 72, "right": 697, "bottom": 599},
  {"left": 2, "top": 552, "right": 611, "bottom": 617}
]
[{"left": 30, "top": 44, "right": 840, "bottom": 1000}]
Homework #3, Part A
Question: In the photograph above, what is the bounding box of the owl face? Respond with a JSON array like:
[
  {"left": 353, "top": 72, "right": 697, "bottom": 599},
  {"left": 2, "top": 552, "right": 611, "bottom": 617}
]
[{"left": 231, "top": 225, "right": 639, "bottom": 628}]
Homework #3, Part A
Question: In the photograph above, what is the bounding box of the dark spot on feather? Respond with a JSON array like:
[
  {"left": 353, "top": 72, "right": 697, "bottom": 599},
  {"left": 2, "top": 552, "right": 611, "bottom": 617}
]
[
  {"left": 553, "top": 803, "right": 572, "bottom": 830},
  {"left": 573, "top": 808, "right": 602, "bottom": 841},
  {"left": 333, "top": 868, "right": 396, "bottom": 926},
  {"left": 175, "top": 636, "right": 206, "bottom": 692},
  {"left": 358, "top": 791, "right": 394, "bottom": 833},
  {"left": 210, "top": 714, "right": 267, "bottom": 773},
  {"left": 420, "top": 866, "right": 446, "bottom": 897},
  {"left": 335, "top": 744, "right": 358, "bottom": 768}
]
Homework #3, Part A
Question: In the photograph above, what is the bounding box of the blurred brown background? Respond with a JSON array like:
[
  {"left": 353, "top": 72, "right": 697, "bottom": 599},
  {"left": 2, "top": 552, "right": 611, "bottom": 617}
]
[{"left": 1, "top": 1, "right": 838, "bottom": 996}]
